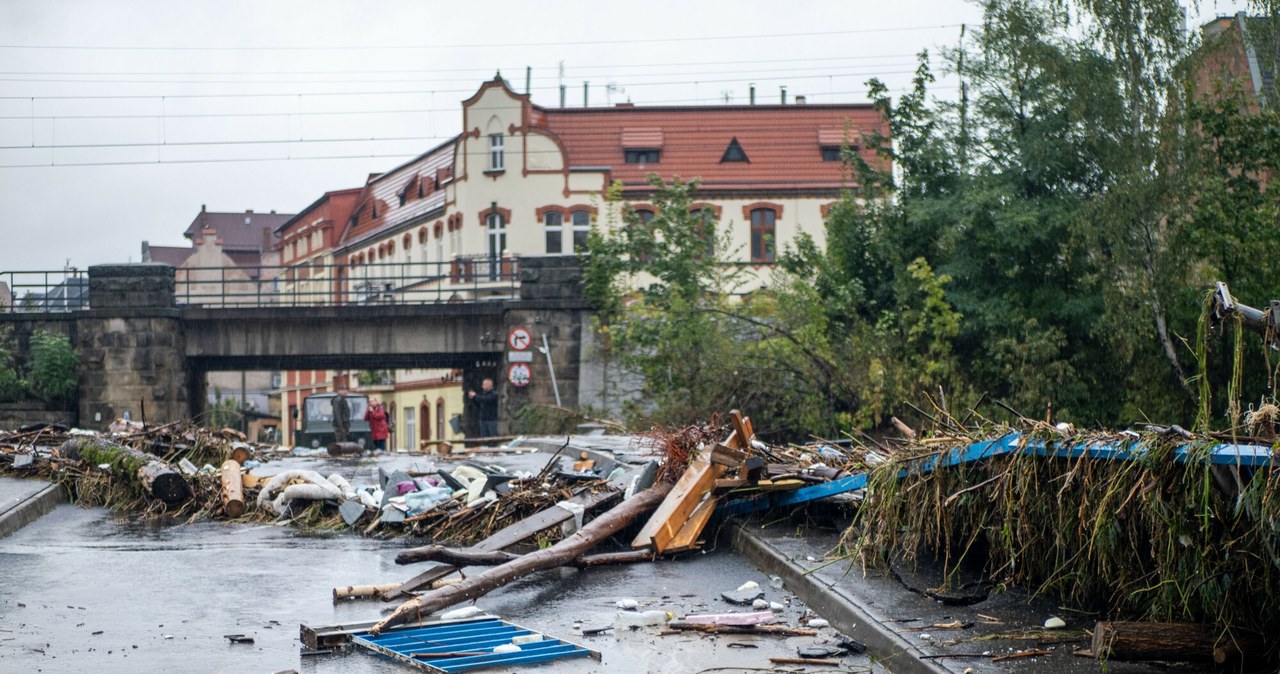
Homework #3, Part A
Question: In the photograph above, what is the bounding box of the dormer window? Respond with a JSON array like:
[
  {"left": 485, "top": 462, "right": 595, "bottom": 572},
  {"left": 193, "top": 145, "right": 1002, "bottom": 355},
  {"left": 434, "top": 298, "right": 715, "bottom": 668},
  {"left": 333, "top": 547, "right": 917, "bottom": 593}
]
[
  {"left": 822, "top": 147, "right": 842, "bottom": 162},
  {"left": 624, "top": 149, "right": 660, "bottom": 164},
  {"left": 720, "top": 137, "right": 749, "bottom": 163}
]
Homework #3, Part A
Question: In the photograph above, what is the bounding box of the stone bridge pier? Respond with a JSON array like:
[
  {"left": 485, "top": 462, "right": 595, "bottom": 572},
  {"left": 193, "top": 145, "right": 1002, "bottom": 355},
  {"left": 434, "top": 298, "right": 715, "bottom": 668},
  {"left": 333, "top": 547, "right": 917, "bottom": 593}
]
[{"left": 78, "top": 264, "right": 189, "bottom": 426}]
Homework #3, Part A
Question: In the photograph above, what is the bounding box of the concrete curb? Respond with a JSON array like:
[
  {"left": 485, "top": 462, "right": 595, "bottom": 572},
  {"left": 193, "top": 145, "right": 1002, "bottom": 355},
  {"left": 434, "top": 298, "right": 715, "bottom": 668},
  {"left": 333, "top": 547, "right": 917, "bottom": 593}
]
[
  {"left": 0, "top": 483, "right": 66, "bottom": 539},
  {"left": 728, "top": 519, "right": 948, "bottom": 674}
]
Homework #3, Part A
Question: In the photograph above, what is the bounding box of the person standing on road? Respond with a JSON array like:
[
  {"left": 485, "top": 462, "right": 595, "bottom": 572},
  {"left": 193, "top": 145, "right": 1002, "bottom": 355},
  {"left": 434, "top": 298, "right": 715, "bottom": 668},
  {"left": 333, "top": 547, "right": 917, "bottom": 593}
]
[
  {"left": 365, "top": 398, "right": 390, "bottom": 451},
  {"left": 468, "top": 378, "right": 499, "bottom": 438},
  {"left": 331, "top": 388, "right": 352, "bottom": 443}
]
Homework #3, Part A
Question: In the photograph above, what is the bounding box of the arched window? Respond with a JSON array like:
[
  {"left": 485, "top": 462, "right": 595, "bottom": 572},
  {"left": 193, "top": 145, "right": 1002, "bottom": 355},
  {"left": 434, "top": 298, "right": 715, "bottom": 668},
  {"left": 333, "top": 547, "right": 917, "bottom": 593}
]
[
  {"left": 544, "top": 210, "right": 563, "bottom": 254},
  {"left": 750, "top": 208, "right": 777, "bottom": 263},
  {"left": 692, "top": 208, "right": 717, "bottom": 257},
  {"left": 420, "top": 402, "right": 431, "bottom": 442}
]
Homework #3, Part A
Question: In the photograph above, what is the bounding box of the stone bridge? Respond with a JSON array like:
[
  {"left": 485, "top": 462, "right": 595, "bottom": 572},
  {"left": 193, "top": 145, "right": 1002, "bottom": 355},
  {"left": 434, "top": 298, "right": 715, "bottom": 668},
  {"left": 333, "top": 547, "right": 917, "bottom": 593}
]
[{"left": 0, "top": 256, "right": 592, "bottom": 433}]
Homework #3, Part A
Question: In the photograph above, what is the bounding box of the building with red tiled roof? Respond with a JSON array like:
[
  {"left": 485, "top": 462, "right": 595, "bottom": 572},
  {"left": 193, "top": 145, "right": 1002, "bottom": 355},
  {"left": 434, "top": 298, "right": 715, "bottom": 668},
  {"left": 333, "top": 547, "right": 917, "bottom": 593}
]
[
  {"left": 143, "top": 205, "right": 294, "bottom": 277},
  {"left": 270, "top": 75, "right": 887, "bottom": 447}
]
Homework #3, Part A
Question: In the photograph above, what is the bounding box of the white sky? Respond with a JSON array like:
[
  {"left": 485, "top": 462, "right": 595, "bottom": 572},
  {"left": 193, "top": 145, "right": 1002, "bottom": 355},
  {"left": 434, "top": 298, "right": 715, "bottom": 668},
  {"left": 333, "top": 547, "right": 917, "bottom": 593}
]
[{"left": 0, "top": 0, "right": 1248, "bottom": 273}]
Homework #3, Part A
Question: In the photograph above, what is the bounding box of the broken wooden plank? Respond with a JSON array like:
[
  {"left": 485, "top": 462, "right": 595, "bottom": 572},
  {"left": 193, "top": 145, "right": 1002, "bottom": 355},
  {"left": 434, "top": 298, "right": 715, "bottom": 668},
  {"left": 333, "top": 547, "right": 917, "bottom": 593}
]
[
  {"left": 709, "top": 443, "right": 747, "bottom": 468},
  {"left": 662, "top": 495, "right": 718, "bottom": 554},
  {"left": 728, "top": 410, "right": 754, "bottom": 449},
  {"left": 630, "top": 458, "right": 724, "bottom": 552},
  {"left": 384, "top": 489, "right": 620, "bottom": 600}
]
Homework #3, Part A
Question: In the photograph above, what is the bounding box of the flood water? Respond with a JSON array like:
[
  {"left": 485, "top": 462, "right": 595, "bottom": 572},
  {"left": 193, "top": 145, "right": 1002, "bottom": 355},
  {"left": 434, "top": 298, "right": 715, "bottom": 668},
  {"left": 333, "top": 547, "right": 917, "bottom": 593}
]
[{"left": 0, "top": 458, "right": 874, "bottom": 673}]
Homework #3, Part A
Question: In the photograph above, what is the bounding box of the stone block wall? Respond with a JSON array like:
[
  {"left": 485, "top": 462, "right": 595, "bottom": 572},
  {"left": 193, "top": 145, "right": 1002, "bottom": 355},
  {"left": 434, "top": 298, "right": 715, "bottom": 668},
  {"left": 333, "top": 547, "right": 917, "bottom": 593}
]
[
  {"left": 77, "top": 264, "right": 188, "bottom": 427},
  {"left": 87, "top": 263, "right": 175, "bottom": 310}
]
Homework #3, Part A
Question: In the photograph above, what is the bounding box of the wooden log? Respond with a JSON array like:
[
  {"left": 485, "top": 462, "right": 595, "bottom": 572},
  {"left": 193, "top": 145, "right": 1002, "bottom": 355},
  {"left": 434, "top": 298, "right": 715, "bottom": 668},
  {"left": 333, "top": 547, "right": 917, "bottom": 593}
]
[
  {"left": 665, "top": 621, "right": 817, "bottom": 636},
  {"left": 1091, "top": 621, "right": 1259, "bottom": 664},
  {"left": 397, "top": 546, "right": 520, "bottom": 567},
  {"left": 371, "top": 483, "right": 673, "bottom": 634},
  {"left": 70, "top": 438, "right": 191, "bottom": 507},
  {"left": 227, "top": 444, "right": 251, "bottom": 464},
  {"left": 327, "top": 441, "right": 363, "bottom": 456},
  {"left": 220, "top": 460, "right": 245, "bottom": 518},
  {"left": 396, "top": 546, "right": 653, "bottom": 569},
  {"left": 384, "top": 489, "right": 622, "bottom": 600},
  {"left": 334, "top": 583, "right": 402, "bottom": 600}
]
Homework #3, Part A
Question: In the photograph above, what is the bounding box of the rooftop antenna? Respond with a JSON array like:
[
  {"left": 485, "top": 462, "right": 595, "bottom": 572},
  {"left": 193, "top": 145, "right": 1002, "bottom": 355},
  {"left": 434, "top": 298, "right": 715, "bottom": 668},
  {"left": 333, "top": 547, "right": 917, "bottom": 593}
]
[
  {"left": 558, "top": 61, "right": 566, "bottom": 108},
  {"left": 720, "top": 89, "right": 733, "bottom": 104},
  {"left": 606, "top": 82, "right": 625, "bottom": 106}
]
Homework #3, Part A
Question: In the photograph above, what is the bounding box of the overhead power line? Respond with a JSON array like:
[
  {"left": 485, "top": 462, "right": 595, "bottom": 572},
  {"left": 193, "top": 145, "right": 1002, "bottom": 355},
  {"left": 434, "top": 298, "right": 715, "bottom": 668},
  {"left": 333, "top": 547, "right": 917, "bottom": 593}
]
[
  {"left": 0, "top": 70, "right": 915, "bottom": 101},
  {"left": 0, "top": 62, "right": 919, "bottom": 86},
  {"left": 0, "top": 53, "right": 920, "bottom": 77},
  {"left": 0, "top": 24, "right": 962, "bottom": 51},
  {"left": 0, "top": 152, "right": 428, "bottom": 169}
]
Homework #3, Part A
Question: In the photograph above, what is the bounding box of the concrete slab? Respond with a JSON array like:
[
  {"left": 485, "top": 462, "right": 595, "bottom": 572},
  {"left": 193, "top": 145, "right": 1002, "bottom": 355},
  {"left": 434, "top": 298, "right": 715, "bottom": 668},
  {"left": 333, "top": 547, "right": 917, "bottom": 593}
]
[
  {"left": 0, "top": 476, "right": 64, "bottom": 539},
  {"left": 730, "top": 514, "right": 1209, "bottom": 674}
]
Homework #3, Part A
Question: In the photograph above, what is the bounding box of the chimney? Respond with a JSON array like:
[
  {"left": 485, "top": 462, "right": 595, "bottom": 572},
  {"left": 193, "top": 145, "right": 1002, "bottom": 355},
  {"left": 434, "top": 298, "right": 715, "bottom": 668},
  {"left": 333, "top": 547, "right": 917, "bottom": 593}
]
[
  {"left": 560, "top": 84, "right": 566, "bottom": 108},
  {"left": 795, "top": 95, "right": 807, "bottom": 104},
  {"left": 583, "top": 81, "right": 589, "bottom": 107},
  {"left": 749, "top": 84, "right": 756, "bottom": 105},
  {"left": 201, "top": 204, "right": 206, "bottom": 212},
  {"left": 781, "top": 86, "right": 788, "bottom": 105},
  {"left": 141, "top": 240, "right": 150, "bottom": 262},
  {"left": 261, "top": 225, "right": 271, "bottom": 252}
]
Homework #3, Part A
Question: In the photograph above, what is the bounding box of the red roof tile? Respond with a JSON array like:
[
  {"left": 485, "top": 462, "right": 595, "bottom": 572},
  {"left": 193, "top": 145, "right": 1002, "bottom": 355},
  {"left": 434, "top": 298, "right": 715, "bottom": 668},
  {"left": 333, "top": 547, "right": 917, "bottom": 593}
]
[
  {"left": 183, "top": 209, "right": 294, "bottom": 251},
  {"left": 541, "top": 103, "right": 885, "bottom": 193}
]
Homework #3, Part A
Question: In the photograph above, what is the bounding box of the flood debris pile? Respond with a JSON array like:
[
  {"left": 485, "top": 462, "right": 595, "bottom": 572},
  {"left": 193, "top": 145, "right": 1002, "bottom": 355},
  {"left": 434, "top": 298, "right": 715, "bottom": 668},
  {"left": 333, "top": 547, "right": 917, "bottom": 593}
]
[
  {"left": 0, "top": 422, "right": 604, "bottom": 544},
  {"left": 843, "top": 419, "right": 1280, "bottom": 666},
  {"left": 344, "top": 411, "right": 861, "bottom": 640},
  {"left": 0, "top": 422, "right": 273, "bottom": 518}
]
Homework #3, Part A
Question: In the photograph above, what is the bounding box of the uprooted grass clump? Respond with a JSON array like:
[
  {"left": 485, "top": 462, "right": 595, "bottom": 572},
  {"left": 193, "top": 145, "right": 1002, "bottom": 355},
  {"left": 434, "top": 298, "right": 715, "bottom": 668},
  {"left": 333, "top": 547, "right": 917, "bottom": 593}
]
[{"left": 843, "top": 426, "right": 1280, "bottom": 650}]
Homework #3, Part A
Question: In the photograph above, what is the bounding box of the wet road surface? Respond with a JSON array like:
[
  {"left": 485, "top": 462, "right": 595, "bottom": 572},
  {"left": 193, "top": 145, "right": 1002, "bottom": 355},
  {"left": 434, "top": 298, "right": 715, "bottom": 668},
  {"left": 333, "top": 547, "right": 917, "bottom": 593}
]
[{"left": 0, "top": 454, "right": 879, "bottom": 674}]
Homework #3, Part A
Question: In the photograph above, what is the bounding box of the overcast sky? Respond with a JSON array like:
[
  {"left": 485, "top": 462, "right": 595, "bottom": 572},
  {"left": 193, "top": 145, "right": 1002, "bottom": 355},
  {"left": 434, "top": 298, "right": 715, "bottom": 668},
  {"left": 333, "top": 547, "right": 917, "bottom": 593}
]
[{"left": 0, "top": 0, "right": 1247, "bottom": 275}]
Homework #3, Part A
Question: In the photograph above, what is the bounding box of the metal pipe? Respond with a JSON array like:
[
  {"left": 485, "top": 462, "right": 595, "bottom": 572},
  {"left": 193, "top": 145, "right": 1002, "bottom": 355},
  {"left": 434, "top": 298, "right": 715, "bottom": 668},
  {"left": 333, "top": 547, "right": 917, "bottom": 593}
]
[{"left": 541, "top": 333, "right": 561, "bottom": 407}]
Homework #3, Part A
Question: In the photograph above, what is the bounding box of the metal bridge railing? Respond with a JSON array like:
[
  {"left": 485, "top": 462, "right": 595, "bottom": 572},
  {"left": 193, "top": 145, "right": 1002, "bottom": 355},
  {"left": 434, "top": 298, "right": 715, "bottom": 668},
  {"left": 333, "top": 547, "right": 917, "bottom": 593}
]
[
  {"left": 0, "top": 269, "right": 89, "bottom": 313},
  {"left": 0, "top": 257, "right": 521, "bottom": 312},
  {"left": 177, "top": 256, "right": 519, "bottom": 308}
]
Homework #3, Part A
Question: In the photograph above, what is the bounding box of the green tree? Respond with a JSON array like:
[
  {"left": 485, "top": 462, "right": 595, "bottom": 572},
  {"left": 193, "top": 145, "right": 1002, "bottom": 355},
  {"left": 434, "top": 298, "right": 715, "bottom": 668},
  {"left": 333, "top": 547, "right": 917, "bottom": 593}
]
[{"left": 27, "top": 330, "right": 77, "bottom": 406}]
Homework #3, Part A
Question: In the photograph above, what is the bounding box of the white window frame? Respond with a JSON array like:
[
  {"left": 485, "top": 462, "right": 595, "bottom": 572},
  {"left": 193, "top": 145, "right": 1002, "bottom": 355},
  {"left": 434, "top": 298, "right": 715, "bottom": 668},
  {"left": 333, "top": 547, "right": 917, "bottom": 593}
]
[
  {"left": 489, "top": 133, "right": 504, "bottom": 171},
  {"left": 544, "top": 211, "right": 563, "bottom": 254},
  {"left": 570, "top": 210, "right": 591, "bottom": 252}
]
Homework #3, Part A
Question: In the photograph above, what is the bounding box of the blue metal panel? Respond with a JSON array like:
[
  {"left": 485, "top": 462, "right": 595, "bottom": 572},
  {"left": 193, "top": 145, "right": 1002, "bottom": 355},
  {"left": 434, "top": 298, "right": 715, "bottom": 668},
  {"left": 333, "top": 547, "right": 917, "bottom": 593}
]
[
  {"left": 722, "top": 433, "right": 1275, "bottom": 517},
  {"left": 352, "top": 616, "right": 599, "bottom": 673}
]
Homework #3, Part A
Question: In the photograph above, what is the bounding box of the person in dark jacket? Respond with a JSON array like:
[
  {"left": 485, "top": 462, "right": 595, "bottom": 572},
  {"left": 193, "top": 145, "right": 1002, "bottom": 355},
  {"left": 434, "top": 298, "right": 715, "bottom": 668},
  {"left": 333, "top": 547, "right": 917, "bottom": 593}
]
[
  {"left": 331, "top": 388, "right": 351, "bottom": 442},
  {"left": 468, "top": 378, "right": 499, "bottom": 438},
  {"left": 365, "top": 398, "right": 390, "bottom": 451}
]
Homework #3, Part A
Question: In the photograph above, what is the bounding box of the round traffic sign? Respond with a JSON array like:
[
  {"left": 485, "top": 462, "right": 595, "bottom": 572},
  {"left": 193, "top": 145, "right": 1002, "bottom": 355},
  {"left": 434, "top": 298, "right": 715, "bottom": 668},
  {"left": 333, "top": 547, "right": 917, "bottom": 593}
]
[
  {"left": 507, "top": 327, "right": 532, "bottom": 351},
  {"left": 507, "top": 363, "right": 531, "bottom": 387}
]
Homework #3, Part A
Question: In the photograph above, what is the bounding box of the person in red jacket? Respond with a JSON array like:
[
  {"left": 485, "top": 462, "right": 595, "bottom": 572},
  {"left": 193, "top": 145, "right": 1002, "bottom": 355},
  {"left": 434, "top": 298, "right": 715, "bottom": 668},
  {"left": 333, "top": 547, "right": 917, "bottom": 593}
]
[{"left": 365, "top": 398, "right": 390, "bottom": 451}]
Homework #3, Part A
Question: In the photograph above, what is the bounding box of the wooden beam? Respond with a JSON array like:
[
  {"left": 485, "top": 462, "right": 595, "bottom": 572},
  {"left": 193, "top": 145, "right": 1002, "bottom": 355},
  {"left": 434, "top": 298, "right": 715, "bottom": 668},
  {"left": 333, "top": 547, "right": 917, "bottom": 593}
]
[
  {"left": 631, "top": 458, "right": 724, "bottom": 552},
  {"left": 662, "top": 495, "right": 718, "bottom": 554}
]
